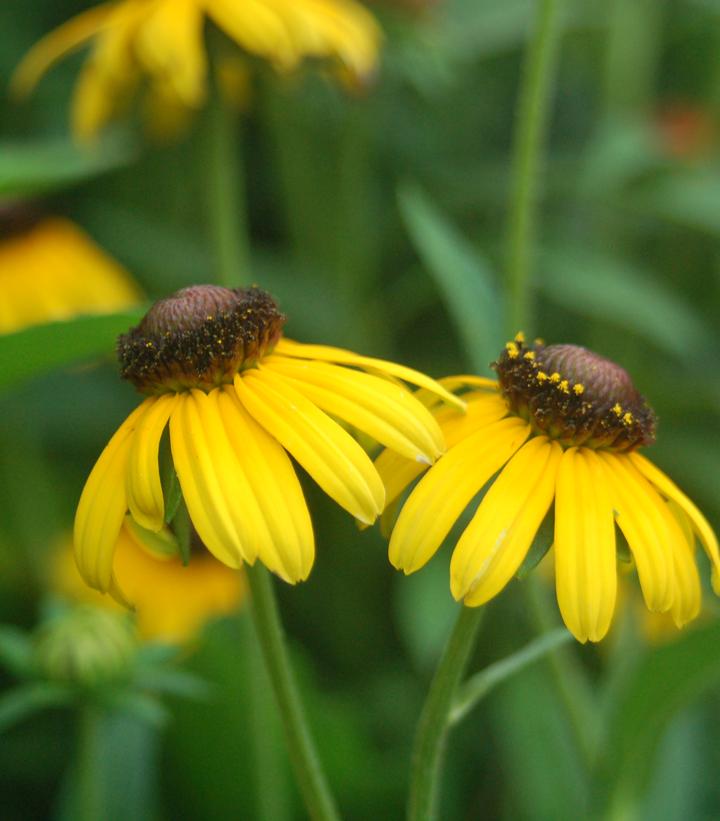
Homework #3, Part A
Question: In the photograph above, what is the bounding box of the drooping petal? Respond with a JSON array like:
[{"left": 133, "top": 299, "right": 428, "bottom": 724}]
[
  {"left": 599, "top": 453, "right": 675, "bottom": 613},
  {"left": 169, "top": 391, "right": 254, "bottom": 569},
  {"left": 630, "top": 452, "right": 720, "bottom": 589},
  {"left": 668, "top": 508, "right": 702, "bottom": 628},
  {"left": 205, "top": 0, "right": 300, "bottom": 70},
  {"left": 389, "top": 418, "right": 530, "bottom": 574},
  {"left": 10, "top": 3, "right": 114, "bottom": 97},
  {"left": 374, "top": 449, "right": 426, "bottom": 509},
  {"left": 451, "top": 436, "right": 562, "bottom": 606},
  {"left": 436, "top": 391, "right": 510, "bottom": 448},
  {"left": 273, "top": 338, "right": 465, "bottom": 410},
  {"left": 554, "top": 448, "right": 617, "bottom": 643},
  {"left": 126, "top": 393, "right": 177, "bottom": 532},
  {"left": 216, "top": 387, "right": 314, "bottom": 582},
  {"left": 135, "top": 0, "right": 207, "bottom": 107},
  {"left": 74, "top": 400, "right": 151, "bottom": 593},
  {"left": 264, "top": 355, "right": 444, "bottom": 463},
  {"left": 235, "top": 368, "right": 384, "bottom": 523}
]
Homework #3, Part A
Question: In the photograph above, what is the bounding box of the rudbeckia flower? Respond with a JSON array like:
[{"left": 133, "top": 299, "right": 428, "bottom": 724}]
[
  {"left": 0, "top": 214, "right": 141, "bottom": 334},
  {"left": 76, "top": 284, "right": 457, "bottom": 602},
  {"left": 12, "top": 0, "right": 381, "bottom": 141},
  {"left": 382, "top": 335, "right": 720, "bottom": 643},
  {"left": 55, "top": 523, "right": 245, "bottom": 643}
]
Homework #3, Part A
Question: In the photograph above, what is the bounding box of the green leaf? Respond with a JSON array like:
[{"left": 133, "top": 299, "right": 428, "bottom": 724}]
[
  {"left": 0, "top": 134, "right": 138, "bottom": 198},
  {"left": 537, "top": 246, "right": 708, "bottom": 357},
  {"left": 0, "top": 683, "right": 73, "bottom": 733},
  {"left": 0, "top": 308, "right": 147, "bottom": 392},
  {"left": 0, "top": 625, "right": 33, "bottom": 677},
  {"left": 599, "top": 619, "right": 720, "bottom": 811},
  {"left": 397, "top": 180, "right": 503, "bottom": 372}
]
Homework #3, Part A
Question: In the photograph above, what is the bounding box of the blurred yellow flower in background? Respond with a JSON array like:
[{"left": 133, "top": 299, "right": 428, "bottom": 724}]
[
  {"left": 55, "top": 524, "right": 245, "bottom": 643},
  {"left": 75, "top": 284, "right": 458, "bottom": 603},
  {"left": 0, "top": 214, "right": 142, "bottom": 334},
  {"left": 382, "top": 336, "right": 720, "bottom": 644},
  {"left": 12, "top": 0, "right": 381, "bottom": 141}
]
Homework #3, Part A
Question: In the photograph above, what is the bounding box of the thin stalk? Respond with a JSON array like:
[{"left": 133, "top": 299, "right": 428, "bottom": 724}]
[
  {"left": 205, "top": 89, "right": 251, "bottom": 286},
  {"left": 408, "top": 605, "right": 484, "bottom": 821},
  {"left": 505, "top": 0, "right": 563, "bottom": 336},
  {"left": 449, "top": 627, "right": 572, "bottom": 726},
  {"left": 246, "top": 564, "right": 341, "bottom": 821},
  {"left": 76, "top": 705, "right": 103, "bottom": 821}
]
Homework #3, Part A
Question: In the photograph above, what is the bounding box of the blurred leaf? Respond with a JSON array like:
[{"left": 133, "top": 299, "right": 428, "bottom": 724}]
[
  {"left": 0, "top": 308, "right": 146, "bottom": 392},
  {"left": 0, "top": 134, "right": 138, "bottom": 199},
  {"left": 133, "top": 667, "right": 210, "bottom": 700},
  {"left": 0, "top": 683, "right": 73, "bottom": 734},
  {"left": 0, "top": 625, "right": 33, "bottom": 677},
  {"left": 537, "top": 246, "right": 708, "bottom": 357},
  {"left": 107, "top": 691, "right": 169, "bottom": 728},
  {"left": 631, "top": 168, "right": 720, "bottom": 235},
  {"left": 600, "top": 620, "right": 720, "bottom": 811},
  {"left": 398, "top": 180, "right": 503, "bottom": 371}
]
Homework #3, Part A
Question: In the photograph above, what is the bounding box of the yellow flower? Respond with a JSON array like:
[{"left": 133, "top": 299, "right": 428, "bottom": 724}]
[
  {"left": 382, "top": 336, "right": 720, "bottom": 644},
  {"left": 75, "top": 284, "right": 458, "bottom": 602},
  {"left": 12, "top": 0, "right": 381, "bottom": 141},
  {"left": 0, "top": 215, "right": 142, "bottom": 334},
  {"left": 55, "top": 524, "right": 245, "bottom": 643}
]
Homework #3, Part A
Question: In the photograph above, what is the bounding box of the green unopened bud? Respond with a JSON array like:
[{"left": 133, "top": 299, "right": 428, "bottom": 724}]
[{"left": 34, "top": 606, "right": 137, "bottom": 687}]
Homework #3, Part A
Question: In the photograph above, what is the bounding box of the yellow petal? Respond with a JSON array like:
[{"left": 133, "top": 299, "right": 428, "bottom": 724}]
[
  {"left": 451, "top": 436, "right": 562, "bottom": 606},
  {"left": 273, "top": 338, "right": 465, "bottom": 411},
  {"left": 169, "top": 391, "right": 252, "bottom": 569},
  {"left": 437, "top": 392, "right": 510, "bottom": 448},
  {"left": 206, "top": 0, "right": 300, "bottom": 70},
  {"left": 599, "top": 453, "right": 675, "bottom": 613},
  {"left": 389, "top": 418, "right": 530, "bottom": 573},
  {"left": 412, "top": 376, "right": 498, "bottom": 411},
  {"left": 264, "top": 355, "right": 444, "bottom": 463},
  {"left": 554, "top": 448, "right": 617, "bottom": 643},
  {"left": 374, "top": 448, "right": 427, "bottom": 509},
  {"left": 217, "top": 387, "right": 314, "bottom": 582},
  {"left": 10, "top": 3, "right": 114, "bottom": 97},
  {"left": 74, "top": 400, "right": 151, "bottom": 593},
  {"left": 126, "top": 393, "right": 177, "bottom": 532},
  {"left": 235, "top": 368, "right": 384, "bottom": 523},
  {"left": 630, "top": 452, "right": 720, "bottom": 588},
  {"left": 136, "top": 0, "right": 207, "bottom": 107}
]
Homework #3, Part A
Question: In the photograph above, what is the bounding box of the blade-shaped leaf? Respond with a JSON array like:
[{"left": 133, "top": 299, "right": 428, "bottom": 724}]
[
  {"left": 398, "top": 180, "right": 503, "bottom": 372},
  {"left": 0, "top": 307, "right": 147, "bottom": 392}
]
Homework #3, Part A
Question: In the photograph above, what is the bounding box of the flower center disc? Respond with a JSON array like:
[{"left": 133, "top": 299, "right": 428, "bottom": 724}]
[
  {"left": 118, "top": 285, "right": 285, "bottom": 393},
  {"left": 494, "top": 337, "right": 656, "bottom": 451}
]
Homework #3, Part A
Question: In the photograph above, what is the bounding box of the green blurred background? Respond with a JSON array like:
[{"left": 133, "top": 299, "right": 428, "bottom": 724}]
[{"left": 1, "top": 1, "right": 720, "bottom": 819}]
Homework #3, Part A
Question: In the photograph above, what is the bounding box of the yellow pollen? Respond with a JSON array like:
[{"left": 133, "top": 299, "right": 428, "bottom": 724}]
[
  {"left": 558, "top": 380, "right": 570, "bottom": 394},
  {"left": 537, "top": 371, "right": 548, "bottom": 382},
  {"left": 622, "top": 412, "right": 634, "bottom": 425},
  {"left": 573, "top": 383, "right": 584, "bottom": 395},
  {"left": 514, "top": 331, "right": 526, "bottom": 343},
  {"left": 523, "top": 351, "right": 536, "bottom": 361},
  {"left": 534, "top": 337, "right": 545, "bottom": 346},
  {"left": 612, "top": 403, "right": 623, "bottom": 417},
  {"left": 506, "top": 342, "right": 519, "bottom": 359},
  {"left": 549, "top": 372, "right": 561, "bottom": 383}
]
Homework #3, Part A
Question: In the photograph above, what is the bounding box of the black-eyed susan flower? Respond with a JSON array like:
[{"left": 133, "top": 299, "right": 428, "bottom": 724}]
[
  {"left": 381, "top": 335, "right": 720, "bottom": 643},
  {"left": 76, "top": 284, "right": 458, "bottom": 602},
  {"left": 55, "top": 523, "right": 245, "bottom": 643},
  {"left": 12, "top": 0, "right": 381, "bottom": 141},
  {"left": 0, "top": 213, "right": 141, "bottom": 334}
]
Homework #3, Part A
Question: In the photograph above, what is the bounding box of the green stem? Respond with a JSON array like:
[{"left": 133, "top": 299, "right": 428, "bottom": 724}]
[
  {"left": 206, "top": 90, "right": 251, "bottom": 286},
  {"left": 524, "top": 577, "right": 597, "bottom": 768},
  {"left": 505, "top": 0, "right": 563, "bottom": 337},
  {"left": 408, "top": 605, "right": 484, "bottom": 821},
  {"left": 76, "top": 705, "right": 103, "bottom": 821},
  {"left": 449, "top": 627, "right": 572, "bottom": 726},
  {"left": 246, "top": 564, "right": 341, "bottom": 821}
]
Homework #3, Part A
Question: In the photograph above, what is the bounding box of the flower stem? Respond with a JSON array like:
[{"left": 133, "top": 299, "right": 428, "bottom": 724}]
[
  {"left": 245, "top": 563, "right": 341, "bottom": 821},
  {"left": 408, "top": 605, "right": 484, "bottom": 821},
  {"left": 76, "top": 704, "right": 103, "bottom": 821},
  {"left": 206, "top": 87, "right": 251, "bottom": 287},
  {"left": 505, "top": 0, "right": 563, "bottom": 336}
]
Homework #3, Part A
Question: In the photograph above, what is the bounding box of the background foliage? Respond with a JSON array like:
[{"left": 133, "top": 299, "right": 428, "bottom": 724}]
[{"left": 1, "top": 1, "right": 720, "bottom": 819}]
